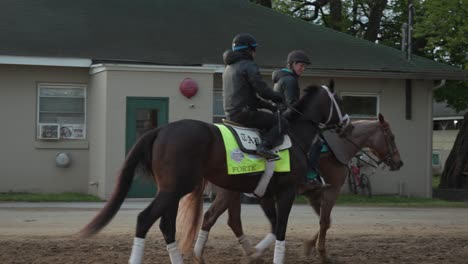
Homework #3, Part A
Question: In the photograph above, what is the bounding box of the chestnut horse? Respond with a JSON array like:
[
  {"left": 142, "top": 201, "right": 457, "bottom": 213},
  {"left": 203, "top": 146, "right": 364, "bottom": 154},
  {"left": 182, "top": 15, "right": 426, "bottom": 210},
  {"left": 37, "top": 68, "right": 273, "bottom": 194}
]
[
  {"left": 194, "top": 114, "right": 403, "bottom": 263},
  {"left": 78, "top": 84, "right": 349, "bottom": 264}
]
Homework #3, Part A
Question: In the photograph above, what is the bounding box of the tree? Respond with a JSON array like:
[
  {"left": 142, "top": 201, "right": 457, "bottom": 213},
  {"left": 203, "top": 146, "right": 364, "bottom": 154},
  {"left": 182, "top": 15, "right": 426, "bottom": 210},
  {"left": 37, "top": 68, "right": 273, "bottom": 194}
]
[
  {"left": 414, "top": 0, "right": 468, "bottom": 113},
  {"left": 440, "top": 113, "right": 468, "bottom": 189},
  {"left": 268, "top": 0, "right": 391, "bottom": 42},
  {"left": 414, "top": 0, "right": 468, "bottom": 189}
]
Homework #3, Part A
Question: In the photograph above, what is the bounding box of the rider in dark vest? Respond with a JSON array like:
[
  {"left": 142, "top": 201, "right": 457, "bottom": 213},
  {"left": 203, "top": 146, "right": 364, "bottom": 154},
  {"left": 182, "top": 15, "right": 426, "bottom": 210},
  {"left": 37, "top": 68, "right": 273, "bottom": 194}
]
[
  {"left": 273, "top": 50, "right": 330, "bottom": 192},
  {"left": 223, "top": 33, "right": 287, "bottom": 161}
]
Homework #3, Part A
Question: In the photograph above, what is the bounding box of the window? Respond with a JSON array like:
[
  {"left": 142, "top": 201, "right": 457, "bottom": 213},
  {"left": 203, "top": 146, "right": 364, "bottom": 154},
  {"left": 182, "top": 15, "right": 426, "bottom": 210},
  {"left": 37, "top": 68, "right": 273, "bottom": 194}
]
[
  {"left": 213, "top": 90, "right": 225, "bottom": 123},
  {"left": 432, "top": 151, "right": 441, "bottom": 167},
  {"left": 37, "top": 83, "right": 86, "bottom": 139},
  {"left": 341, "top": 93, "right": 379, "bottom": 119}
]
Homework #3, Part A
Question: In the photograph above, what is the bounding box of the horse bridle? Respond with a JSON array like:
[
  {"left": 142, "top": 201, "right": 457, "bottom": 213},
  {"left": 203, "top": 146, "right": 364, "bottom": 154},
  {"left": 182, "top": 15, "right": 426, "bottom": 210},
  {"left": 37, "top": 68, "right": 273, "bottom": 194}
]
[
  {"left": 320, "top": 85, "right": 350, "bottom": 130},
  {"left": 286, "top": 85, "right": 350, "bottom": 131},
  {"left": 285, "top": 85, "right": 350, "bottom": 158},
  {"left": 343, "top": 122, "right": 398, "bottom": 167}
]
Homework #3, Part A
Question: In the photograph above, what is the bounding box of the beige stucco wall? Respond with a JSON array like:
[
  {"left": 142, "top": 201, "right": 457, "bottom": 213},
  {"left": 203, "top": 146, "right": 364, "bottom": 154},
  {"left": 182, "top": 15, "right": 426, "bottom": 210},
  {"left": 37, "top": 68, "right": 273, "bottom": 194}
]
[
  {"left": 88, "top": 64, "right": 215, "bottom": 199},
  {"left": 0, "top": 64, "right": 90, "bottom": 193}
]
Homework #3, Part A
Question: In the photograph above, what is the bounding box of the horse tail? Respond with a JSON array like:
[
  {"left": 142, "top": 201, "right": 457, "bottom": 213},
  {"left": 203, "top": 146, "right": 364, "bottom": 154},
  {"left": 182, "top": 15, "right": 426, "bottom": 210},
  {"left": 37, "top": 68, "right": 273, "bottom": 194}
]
[
  {"left": 177, "top": 178, "right": 207, "bottom": 254},
  {"left": 77, "top": 128, "right": 160, "bottom": 238}
]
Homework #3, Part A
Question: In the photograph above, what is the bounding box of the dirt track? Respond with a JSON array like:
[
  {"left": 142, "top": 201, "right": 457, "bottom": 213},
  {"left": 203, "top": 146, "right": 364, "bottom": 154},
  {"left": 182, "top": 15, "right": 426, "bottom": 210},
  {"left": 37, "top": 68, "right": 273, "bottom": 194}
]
[{"left": 0, "top": 202, "right": 467, "bottom": 263}]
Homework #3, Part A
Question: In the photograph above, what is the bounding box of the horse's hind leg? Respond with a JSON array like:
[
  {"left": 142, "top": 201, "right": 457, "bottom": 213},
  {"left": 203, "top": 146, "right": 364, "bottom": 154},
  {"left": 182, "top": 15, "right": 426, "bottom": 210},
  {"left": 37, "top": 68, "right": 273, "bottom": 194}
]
[{"left": 129, "top": 192, "right": 181, "bottom": 264}]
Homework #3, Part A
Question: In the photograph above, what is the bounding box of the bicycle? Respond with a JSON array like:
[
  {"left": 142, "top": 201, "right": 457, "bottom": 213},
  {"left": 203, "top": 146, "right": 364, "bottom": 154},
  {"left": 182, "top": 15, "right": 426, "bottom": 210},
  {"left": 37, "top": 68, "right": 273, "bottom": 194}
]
[{"left": 347, "top": 153, "right": 375, "bottom": 197}]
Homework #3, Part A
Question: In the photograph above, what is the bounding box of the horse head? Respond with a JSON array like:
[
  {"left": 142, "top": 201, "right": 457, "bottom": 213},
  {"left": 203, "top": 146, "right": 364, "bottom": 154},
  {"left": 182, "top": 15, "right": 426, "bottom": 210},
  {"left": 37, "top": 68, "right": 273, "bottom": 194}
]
[{"left": 369, "top": 114, "right": 403, "bottom": 171}]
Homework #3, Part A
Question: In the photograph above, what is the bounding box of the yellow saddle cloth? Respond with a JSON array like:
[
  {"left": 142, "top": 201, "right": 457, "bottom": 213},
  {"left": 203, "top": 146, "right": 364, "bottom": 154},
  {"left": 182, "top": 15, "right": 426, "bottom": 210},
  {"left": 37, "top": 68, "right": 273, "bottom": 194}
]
[{"left": 215, "top": 124, "right": 290, "bottom": 175}]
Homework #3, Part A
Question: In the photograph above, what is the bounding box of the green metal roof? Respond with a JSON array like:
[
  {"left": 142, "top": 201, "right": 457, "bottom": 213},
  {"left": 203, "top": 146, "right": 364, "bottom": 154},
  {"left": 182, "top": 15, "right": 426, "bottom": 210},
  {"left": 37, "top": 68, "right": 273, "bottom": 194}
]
[{"left": 0, "top": 0, "right": 466, "bottom": 80}]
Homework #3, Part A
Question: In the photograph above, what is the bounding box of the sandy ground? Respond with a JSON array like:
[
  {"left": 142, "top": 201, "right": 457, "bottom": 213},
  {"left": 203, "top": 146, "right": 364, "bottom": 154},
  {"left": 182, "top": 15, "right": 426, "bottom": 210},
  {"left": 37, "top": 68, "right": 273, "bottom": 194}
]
[{"left": 0, "top": 201, "right": 467, "bottom": 263}]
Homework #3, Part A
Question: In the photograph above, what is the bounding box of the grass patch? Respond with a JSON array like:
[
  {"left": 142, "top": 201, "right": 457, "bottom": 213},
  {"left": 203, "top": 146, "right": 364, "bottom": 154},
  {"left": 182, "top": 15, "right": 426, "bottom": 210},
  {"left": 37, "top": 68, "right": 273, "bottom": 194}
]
[
  {"left": 0, "top": 192, "right": 101, "bottom": 202},
  {"left": 295, "top": 194, "right": 466, "bottom": 207}
]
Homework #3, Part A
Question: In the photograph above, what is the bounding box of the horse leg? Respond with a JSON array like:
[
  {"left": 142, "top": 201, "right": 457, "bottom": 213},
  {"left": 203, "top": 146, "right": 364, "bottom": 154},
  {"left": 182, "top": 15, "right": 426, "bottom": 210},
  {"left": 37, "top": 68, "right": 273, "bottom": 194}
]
[
  {"left": 249, "top": 196, "right": 277, "bottom": 262},
  {"left": 227, "top": 192, "right": 255, "bottom": 256},
  {"left": 193, "top": 189, "right": 233, "bottom": 264},
  {"left": 272, "top": 186, "right": 296, "bottom": 264},
  {"left": 159, "top": 198, "right": 184, "bottom": 264},
  {"left": 304, "top": 193, "right": 322, "bottom": 256},
  {"left": 129, "top": 192, "right": 180, "bottom": 264},
  {"left": 316, "top": 189, "right": 339, "bottom": 264}
]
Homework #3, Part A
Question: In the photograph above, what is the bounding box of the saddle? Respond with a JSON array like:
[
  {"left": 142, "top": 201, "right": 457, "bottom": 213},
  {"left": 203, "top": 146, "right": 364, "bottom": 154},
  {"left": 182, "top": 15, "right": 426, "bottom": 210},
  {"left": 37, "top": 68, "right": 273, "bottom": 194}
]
[
  {"left": 321, "top": 130, "right": 358, "bottom": 165},
  {"left": 222, "top": 119, "right": 292, "bottom": 154}
]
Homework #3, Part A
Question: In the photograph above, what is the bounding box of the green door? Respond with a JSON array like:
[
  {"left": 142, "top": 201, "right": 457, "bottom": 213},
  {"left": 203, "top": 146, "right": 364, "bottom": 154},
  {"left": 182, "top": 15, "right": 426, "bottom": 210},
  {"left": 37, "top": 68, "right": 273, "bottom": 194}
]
[{"left": 126, "top": 97, "right": 168, "bottom": 198}]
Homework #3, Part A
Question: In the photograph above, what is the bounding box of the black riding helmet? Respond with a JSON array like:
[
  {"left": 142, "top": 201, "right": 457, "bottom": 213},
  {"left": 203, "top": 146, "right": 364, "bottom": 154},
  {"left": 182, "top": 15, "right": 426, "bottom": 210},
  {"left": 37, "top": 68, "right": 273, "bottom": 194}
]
[
  {"left": 287, "top": 50, "right": 311, "bottom": 65},
  {"left": 232, "top": 33, "right": 258, "bottom": 51}
]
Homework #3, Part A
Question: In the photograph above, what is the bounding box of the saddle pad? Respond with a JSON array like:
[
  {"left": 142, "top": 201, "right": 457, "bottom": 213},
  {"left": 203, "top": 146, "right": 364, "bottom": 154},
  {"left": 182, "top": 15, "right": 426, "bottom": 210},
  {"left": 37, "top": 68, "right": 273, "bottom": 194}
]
[
  {"left": 223, "top": 123, "right": 292, "bottom": 153},
  {"left": 215, "top": 124, "right": 290, "bottom": 175}
]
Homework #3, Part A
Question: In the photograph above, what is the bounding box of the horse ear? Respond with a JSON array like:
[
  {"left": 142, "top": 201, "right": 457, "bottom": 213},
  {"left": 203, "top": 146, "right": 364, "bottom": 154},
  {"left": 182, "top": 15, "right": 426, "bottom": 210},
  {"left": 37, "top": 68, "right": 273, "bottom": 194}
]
[
  {"left": 328, "top": 79, "right": 335, "bottom": 93},
  {"left": 378, "top": 113, "right": 385, "bottom": 123}
]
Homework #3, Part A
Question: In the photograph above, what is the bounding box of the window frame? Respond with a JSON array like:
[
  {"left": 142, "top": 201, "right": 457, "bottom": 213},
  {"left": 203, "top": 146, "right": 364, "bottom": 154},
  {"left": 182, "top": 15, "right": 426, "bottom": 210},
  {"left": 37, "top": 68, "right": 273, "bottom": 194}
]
[
  {"left": 213, "top": 89, "right": 225, "bottom": 123},
  {"left": 36, "top": 83, "right": 87, "bottom": 140},
  {"left": 340, "top": 92, "right": 380, "bottom": 119}
]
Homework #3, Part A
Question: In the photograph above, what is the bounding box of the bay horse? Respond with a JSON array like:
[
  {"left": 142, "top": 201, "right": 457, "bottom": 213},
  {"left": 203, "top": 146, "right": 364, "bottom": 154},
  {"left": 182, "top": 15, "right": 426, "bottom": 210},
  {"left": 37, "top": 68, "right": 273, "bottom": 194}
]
[
  {"left": 194, "top": 114, "right": 403, "bottom": 263},
  {"left": 78, "top": 83, "right": 349, "bottom": 264}
]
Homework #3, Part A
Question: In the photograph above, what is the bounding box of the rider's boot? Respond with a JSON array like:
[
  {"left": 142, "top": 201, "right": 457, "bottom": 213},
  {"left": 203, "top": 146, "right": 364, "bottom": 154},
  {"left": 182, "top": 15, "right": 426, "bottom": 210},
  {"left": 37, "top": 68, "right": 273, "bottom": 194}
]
[
  {"left": 256, "top": 131, "right": 280, "bottom": 161},
  {"left": 298, "top": 170, "right": 331, "bottom": 194}
]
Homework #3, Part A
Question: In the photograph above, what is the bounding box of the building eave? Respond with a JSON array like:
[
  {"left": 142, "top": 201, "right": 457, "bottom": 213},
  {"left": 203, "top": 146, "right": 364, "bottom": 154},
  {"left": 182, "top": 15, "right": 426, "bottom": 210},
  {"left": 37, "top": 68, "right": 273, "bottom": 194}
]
[
  {"left": 0, "top": 55, "right": 91, "bottom": 67},
  {"left": 90, "top": 63, "right": 222, "bottom": 75}
]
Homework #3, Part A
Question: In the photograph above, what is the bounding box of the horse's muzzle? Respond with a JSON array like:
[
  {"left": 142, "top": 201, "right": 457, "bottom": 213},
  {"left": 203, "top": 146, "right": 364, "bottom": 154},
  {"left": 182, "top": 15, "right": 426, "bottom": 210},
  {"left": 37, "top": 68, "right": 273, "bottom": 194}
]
[{"left": 390, "top": 160, "right": 404, "bottom": 171}]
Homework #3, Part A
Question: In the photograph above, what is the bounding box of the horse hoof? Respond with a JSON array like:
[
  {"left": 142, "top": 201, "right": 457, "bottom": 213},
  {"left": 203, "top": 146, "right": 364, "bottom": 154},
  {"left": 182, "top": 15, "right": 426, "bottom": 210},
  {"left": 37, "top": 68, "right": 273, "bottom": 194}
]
[
  {"left": 303, "top": 240, "right": 314, "bottom": 256},
  {"left": 247, "top": 251, "right": 263, "bottom": 264},
  {"left": 193, "top": 255, "right": 205, "bottom": 264}
]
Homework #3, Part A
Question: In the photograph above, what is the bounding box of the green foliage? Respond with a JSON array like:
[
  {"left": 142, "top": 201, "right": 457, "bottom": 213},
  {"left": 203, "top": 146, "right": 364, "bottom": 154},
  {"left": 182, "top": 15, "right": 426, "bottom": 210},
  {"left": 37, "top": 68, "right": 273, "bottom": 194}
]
[
  {"left": 267, "top": 0, "right": 468, "bottom": 111},
  {"left": 414, "top": 0, "right": 468, "bottom": 112},
  {"left": 414, "top": 0, "right": 468, "bottom": 68},
  {"left": 434, "top": 81, "right": 468, "bottom": 113}
]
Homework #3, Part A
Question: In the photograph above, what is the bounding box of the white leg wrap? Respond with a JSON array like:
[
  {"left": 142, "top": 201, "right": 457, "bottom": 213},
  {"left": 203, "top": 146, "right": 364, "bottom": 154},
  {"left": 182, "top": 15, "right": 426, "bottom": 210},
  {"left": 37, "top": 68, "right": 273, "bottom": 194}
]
[
  {"left": 238, "top": 234, "right": 253, "bottom": 255},
  {"left": 273, "top": 240, "right": 286, "bottom": 264},
  {"left": 129, "top": 237, "right": 145, "bottom": 264},
  {"left": 167, "top": 242, "right": 184, "bottom": 264},
  {"left": 254, "top": 233, "right": 276, "bottom": 253},
  {"left": 193, "top": 230, "right": 209, "bottom": 258}
]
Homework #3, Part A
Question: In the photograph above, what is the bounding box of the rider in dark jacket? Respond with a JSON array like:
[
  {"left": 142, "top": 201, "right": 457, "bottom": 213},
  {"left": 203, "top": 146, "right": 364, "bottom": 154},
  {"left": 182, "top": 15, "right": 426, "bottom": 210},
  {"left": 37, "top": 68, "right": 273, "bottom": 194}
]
[
  {"left": 273, "top": 50, "right": 329, "bottom": 192},
  {"left": 223, "top": 33, "right": 287, "bottom": 160}
]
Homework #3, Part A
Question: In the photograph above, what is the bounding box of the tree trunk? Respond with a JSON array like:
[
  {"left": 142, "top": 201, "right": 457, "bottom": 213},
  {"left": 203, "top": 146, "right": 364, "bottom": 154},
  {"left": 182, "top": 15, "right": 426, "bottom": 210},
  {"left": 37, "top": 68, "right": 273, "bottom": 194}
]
[
  {"left": 363, "top": 0, "right": 388, "bottom": 42},
  {"left": 440, "top": 112, "right": 468, "bottom": 189},
  {"left": 328, "top": 0, "right": 343, "bottom": 30}
]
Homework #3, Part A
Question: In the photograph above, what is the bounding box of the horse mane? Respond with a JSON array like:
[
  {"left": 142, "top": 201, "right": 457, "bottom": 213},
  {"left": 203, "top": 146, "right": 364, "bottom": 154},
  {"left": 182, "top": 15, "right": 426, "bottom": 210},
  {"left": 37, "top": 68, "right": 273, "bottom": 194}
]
[{"left": 294, "top": 85, "right": 321, "bottom": 113}]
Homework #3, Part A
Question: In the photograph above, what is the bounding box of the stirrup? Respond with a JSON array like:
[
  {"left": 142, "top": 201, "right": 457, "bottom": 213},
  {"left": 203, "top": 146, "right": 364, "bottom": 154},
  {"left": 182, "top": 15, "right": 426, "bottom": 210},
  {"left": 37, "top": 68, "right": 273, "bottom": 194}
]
[{"left": 256, "top": 148, "right": 280, "bottom": 161}]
